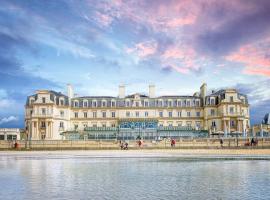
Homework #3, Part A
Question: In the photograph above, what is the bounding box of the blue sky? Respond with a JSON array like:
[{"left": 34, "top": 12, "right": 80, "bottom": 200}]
[{"left": 0, "top": 0, "right": 270, "bottom": 127}]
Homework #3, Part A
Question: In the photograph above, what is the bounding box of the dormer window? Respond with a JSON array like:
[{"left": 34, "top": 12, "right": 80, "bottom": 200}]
[
  {"left": 42, "top": 97, "right": 46, "bottom": 103},
  {"left": 102, "top": 101, "right": 106, "bottom": 107},
  {"left": 74, "top": 101, "right": 79, "bottom": 107},
  {"left": 111, "top": 101, "right": 115, "bottom": 107},
  {"left": 210, "top": 98, "right": 215, "bottom": 105},
  {"left": 135, "top": 102, "right": 139, "bottom": 107},
  {"left": 83, "top": 101, "right": 88, "bottom": 107},
  {"left": 230, "top": 96, "right": 233, "bottom": 102},
  {"left": 145, "top": 101, "right": 149, "bottom": 107},
  {"left": 60, "top": 99, "right": 64, "bottom": 106}
]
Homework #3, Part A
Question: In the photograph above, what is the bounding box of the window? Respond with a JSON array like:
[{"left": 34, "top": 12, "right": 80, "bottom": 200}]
[
  {"left": 135, "top": 102, "right": 139, "bottom": 107},
  {"left": 177, "top": 121, "right": 182, "bottom": 126},
  {"left": 126, "top": 111, "right": 130, "bottom": 117},
  {"left": 102, "top": 101, "right": 106, "bottom": 107},
  {"left": 42, "top": 108, "right": 46, "bottom": 115},
  {"left": 84, "top": 112, "right": 87, "bottom": 118},
  {"left": 92, "top": 124, "right": 97, "bottom": 128},
  {"left": 112, "top": 101, "right": 115, "bottom": 107},
  {"left": 178, "top": 101, "right": 181, "bottom": 107},
  {"left": 186, "top": 122, "right": 192, "bottom": 128},
  {"left": 136, "top": 112, "right": 139, "bottom": 117},
  {"left": 111, "top": 124, "right": 116, "bottom": 128},
  {"left": 159, "top": 111, "right": 163, "bottom": 117},
  {"left": 74, "top": 124, "right": 78, "bottom": 130},
  {"left": 229, "top": 107, "right": 234, "bottom": 114},
  {"left": 42, "top": 97, "right": 46, "bottom": 103},
  {"left": 74, "top": 101, "right": 79, "bottom": 107},
  {"left": 196, "top": 100, "right": 200, "bottom": 107},
  {"left": 74, "top": 112, "right": 78, "bottom": 118},
  {"left": 196, "top": 121, "right": 201, "bottom": 129},
  {"left": 210, "top": 109, "right": 215, "bottom": 116},
  {"left": 112, "top": 112, "right": 115, "bottom": 118},
  {"left": 230, "top": 120, "right": 235, "bottom": 127},
  {"left": 168, "top": 123, "right": 173, "bottom": 127},
  {"left": 210, "top": 98, "right": 215, "bottom": 105},
  {"left": 186, "top": 101, "right": 190, "bottom": 107},
  {"left": 102, "top": 112, "right": 106, "bottom": 118},
  {"left": 187, "top": 111, "right": 191, "bottom": 117},
  {"left": 126, "top": 101, "right": 130, "bottom": 107},
  {"left": 41, "top": 121, "right": 46, "bottom": 128},
  {"left": 83, "top": 101, "right": 88, "bottom": 107},
  {"left": 168, "top": 101, "right": 172, "bottom": 107},
  {"left": 196, "top": 112, "right": 200, "bottom": 117},
  {"left": 102, "top": 123, "right": 106, "bottom": 128},
  {"left": 145, "top": 111, "right": 148, "bottom": 117},
  {"left": 145, "top": 101, "right": 149, "bottom": 107},
  {"left": 93, "top": 102, "right": 97, "bottom": 107},
  {"left": 93, "top": 112, "right": 97, "bottom": 118},
  {"left": 60, "top": 122, "right": 64, "bottom": 128},
  {"left": 60, "top": 111, "right": 64, "bottom": 117},
  {"left": 230, "top": 96, "right": 233, "bottom": 102},
  {"left": 30, "top": 99, "right": 34, "bottom": 104},
  {"left": 169, "top": 111, "right": 173, "bottom": 118},
  {"left": 178, "top": 112, "right": 181, "bottom": 117},
  {"left": 60, "top": 99, "right": 64, "bottom": 105},
  {"left": 212, "top": 121, "right": 216, "bottom": 127}
]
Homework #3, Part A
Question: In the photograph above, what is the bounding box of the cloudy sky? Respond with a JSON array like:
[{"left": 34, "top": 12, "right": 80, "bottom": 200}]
[{"left": 0, "top": 0, "right": 270, "bottom": 127}]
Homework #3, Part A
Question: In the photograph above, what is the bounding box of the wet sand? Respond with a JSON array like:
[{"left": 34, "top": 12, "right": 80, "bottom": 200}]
[{"left": 1, "top": 149, "right": 270, "bottom": 159}]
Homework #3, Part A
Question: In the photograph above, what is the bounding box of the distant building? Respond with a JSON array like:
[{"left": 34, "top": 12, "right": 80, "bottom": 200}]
[
  {"left": 252, "top": 113, "right": 270, "bottom": 137},
  {"left": 0, "top": 128, "right": 20, "bottom": 140},
  {"left": 25, "top": 83, "right": 250, "bottom": 140},
  {"left": 263, "top": 113, "right": 270, "bottom": 125}
]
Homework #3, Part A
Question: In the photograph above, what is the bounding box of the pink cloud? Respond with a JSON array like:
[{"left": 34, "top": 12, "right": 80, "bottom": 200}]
[
  {"left": 226, "top": 39, "right": 270, "bottom": 77},
  {"left": 126, "top": 41, "right": 157, "bottom": 58},
  {"left": 161, "top": 46, "right": 202, "bottom": 74}
]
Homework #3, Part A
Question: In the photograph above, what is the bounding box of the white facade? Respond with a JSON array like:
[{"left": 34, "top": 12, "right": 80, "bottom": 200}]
[
  {"left": 0, "top": 128, "right": 20, "bottom": 140},
  {"left": 25, "top": 84, "right": 250, "bottom": 140}
]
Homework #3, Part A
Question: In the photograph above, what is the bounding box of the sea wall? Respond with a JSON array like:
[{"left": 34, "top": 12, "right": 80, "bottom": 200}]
[{"left": 1, "top": 138, "right": 270, "bottom": 150}]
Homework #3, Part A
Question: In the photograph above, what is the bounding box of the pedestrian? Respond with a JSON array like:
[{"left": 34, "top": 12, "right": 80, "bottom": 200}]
[
  {"left": 124, "top": 142, "right": 128, "bottom": 150},
  {"left": 220, "top": 138, "right": 223, "bottom": 148},
  {"left": 138, "top": 140, "right": 142, "bottom": 148},
  {"left": 171, "top": 139, "right": 176, "bottom": 147},
  {"left": 251, "top": 138, "right": 255, "bottom": 146}
]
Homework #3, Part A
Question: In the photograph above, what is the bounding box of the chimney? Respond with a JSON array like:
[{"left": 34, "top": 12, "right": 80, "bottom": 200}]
[
  {"left": 119, "top": 85, "right": 125, "bottom": 98},
  {"left": 149, "top": 85, "right": 155, "bottom": 98},
  {"left": 200, "top": 83, "right": 207, "bottom": 105},
  {"left": 67, "top": 84, "right": 74, "bottom": 99}
]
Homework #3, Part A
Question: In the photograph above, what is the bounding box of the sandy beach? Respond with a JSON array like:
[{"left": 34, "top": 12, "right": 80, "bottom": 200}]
[{"left": 1, "top": 149, "right": 270, "bottom": 158}]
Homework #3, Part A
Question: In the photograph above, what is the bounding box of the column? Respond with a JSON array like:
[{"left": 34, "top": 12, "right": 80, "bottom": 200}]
[
  {"left": 228, "top": 120, "right": 231, "bottom": 135},
  {"left": 51, "top": 122, "right": 54, "bottom": 139}
]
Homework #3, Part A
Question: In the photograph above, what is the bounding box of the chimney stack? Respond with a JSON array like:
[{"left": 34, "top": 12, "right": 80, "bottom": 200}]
[
  {"left": 200, "top": 83, "right": 207, "bottom": 105},
  {"left": 149, "top": 85, "right": 155, "bottom": 98},
  {"left": 67, "top": 84, "right": 74, "bottom": 99},
  {"left": 119, "top": 85, "right": 125, "bottom": 98}
]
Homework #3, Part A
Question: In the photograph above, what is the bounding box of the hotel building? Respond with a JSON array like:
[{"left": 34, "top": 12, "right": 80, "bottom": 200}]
[{"left": 25, "top": 83, "right": 250, "bottom": 140}]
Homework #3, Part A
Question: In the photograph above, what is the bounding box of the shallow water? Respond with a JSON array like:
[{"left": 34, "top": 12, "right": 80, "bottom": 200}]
[{"left": 0, "top": 156, "right": 270, "bottom": 200}]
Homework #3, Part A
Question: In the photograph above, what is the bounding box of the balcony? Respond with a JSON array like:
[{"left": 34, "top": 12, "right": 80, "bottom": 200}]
[{"left": 31, "top": 113, "right": 54, "bottom": 118}]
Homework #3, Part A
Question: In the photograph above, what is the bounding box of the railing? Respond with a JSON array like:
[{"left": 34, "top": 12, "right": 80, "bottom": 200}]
[{"left": 2, "top": 137, "right": 270, "bottom": 149}]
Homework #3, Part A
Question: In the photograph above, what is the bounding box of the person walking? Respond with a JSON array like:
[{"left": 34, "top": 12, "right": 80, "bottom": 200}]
[{"left": 220, "top": 138, "right": 223, "bottom": 148}]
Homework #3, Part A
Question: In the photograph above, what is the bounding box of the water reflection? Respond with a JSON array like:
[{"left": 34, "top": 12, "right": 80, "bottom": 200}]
[{"left": 0, "top": 157, "right": 270, "bottom": 200}]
